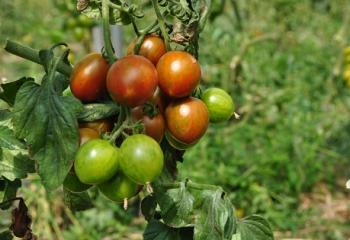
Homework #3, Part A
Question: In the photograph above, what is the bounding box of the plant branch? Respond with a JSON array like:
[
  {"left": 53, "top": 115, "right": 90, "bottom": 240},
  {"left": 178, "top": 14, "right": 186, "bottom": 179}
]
[
  {"left": 102, "top": 0, "right": 117, "bottom": 62},
  {"left": 151, "top": 0, "right": 171, "bottom": 51},
  {"left": 160, "top": 180, "right": 221, "bottom": 191},
  {"left": 4, "top": 40, "right": 72, "bottom": 76}
]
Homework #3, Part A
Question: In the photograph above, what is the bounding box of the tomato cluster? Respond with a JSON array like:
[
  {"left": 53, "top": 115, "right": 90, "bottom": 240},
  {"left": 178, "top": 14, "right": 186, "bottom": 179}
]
[{"left": 68, "top": 35, "right": 235, "bottom": 204}]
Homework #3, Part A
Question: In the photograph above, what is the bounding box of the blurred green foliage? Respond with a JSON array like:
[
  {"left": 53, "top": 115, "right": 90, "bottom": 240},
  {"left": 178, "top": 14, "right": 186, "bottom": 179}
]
[{"left": 1, "top": 0, "right": 350, "bottom": 239}]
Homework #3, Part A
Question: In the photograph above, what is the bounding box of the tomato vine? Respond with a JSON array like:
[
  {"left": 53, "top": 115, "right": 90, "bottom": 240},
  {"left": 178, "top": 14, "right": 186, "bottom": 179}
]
[{"left": 0, "top": 0, "right": 275, "bottom": 240}]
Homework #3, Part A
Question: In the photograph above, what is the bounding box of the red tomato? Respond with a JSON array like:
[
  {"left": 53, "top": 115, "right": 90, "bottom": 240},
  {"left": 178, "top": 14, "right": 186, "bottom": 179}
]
[
  {"left": 107, "top": 55, "right": 158, "bottom": 107},
  {"left": 165, "top": 97, "right": 209, "bottom": 144},
  {"left": 70, "top": 53, "right": 109, "bottom": 102},
  {"left": 131, "top": 106, "right": 165, "bottom": 142},
  {"left": 149, "top": 87, "right": 168, "bottom": 114},
  {"left": 79, "top": 119, "right": 114, "bottom": 133},
  {"left": 79, "top": 128, "right": 99, "bottom": 145},
  {"left": 157, "top": 51, "right": 201, "bottom": 98},
  {"left": 127, "top": 35, "right": 167, "bottom": 65}
]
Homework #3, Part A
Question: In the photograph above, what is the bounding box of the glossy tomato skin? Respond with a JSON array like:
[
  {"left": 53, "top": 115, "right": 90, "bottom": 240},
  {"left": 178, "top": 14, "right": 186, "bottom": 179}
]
[
  {"left": 79, "top": 128, "right": 99, "bottom": 145},
  {"left": 79, "top": 119, "right": 113, "bottom": 133},
  {"left": 70, "top": 53, "right": 109, "bottom": 102},
  {"left": 74, "top": 139, "right": 119, "bottom": 184},
  {"left": 107, "top": 55, "right": 158, "bottom": 107},
  {"left": 157, "top": 51, "right": 201, "bottom": 98},
  {"left": 201, "top": 88, "right": 234, "bottom": 123},
  {"left": 120, "top": 134, "right": 164, "bottom": 184},
  {"left": 98, "top": 173, "right": 139, "bottom": 202},
  {"left": 165, "top": 97, "right": 209, "bottom": 145},
  {"left": 127, "top": 35, "right": 167, "bottom": 65},
  {"left": 131, "top": 106, "right": 165, "bottom": 142}
]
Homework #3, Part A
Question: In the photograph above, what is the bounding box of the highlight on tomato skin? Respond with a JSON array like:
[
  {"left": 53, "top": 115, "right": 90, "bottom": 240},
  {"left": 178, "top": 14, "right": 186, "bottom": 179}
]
[
  {"left": 157, "top": 51, "right": 201, "bottom": 98},
  {"left": 165, "top": 97, "right": 209, "bottom": 145},
  {"left": 70, "top": 53, "right": 109, "bottom": 102},
  {"left": 106, "top": 55, "right": 158, "bottom": 107},
  {"left": 127, "top": 35, "right": 167, "bottom": 66}
]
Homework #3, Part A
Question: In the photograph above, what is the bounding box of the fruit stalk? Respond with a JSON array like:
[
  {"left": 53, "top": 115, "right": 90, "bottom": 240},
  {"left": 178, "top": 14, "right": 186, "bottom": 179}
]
[
  {"left": 151, "top": 0, "right": 171, "bottom": 51},
  {"left": 102, "top": 0, "right": 117, "bottom": 63}
]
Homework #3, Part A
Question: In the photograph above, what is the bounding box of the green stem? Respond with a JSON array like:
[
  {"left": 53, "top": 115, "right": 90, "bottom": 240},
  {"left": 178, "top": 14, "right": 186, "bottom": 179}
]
[
  {"left": 151, "top": 0, "right": 171, "bottom": 51},
  {"left": 102, "top": 0, "right": 117, "bottom": 63},
  {"left": 230, "top": 0, "right": 243, "bottom": 30},
  {"left": 199, "top": 0, "right": 212, "bottom": 32},
  {"left": 160, "top": 180, "right": 221, "bottom": 191},
  {"left": 4, "top": 40, "right": 72, "bottom": 76}
]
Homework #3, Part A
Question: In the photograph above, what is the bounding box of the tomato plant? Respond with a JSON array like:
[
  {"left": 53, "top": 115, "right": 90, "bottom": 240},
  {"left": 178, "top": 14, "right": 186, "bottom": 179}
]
[
  {"left": 127, "top": 35, "right": 167, "bottom": 65},
  {"left": 166, "top": 97, "right": 209, "bottom": 145},
  {"left": 157, "top": 51, "right": 201, "bottom": 98},
  {"left": 70, "top": 53, "right": 109, "bottom": 102},
  {"left": 0, "top": 0, "right": 275, "bottom": 239},
  {"left": 74, "top": 139, "right": 120, "bottom": 184},
  {"left": 107, "top": 55, "right": 158, "bottom": 107}
]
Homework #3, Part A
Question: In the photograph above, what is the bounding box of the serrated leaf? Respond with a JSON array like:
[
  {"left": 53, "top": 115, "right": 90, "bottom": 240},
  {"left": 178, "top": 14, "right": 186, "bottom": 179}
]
[
  {"left": 0, "top": 77, "right": 30, "bottom": 106},
  {"left": 143, "top": 220, "right": 181, "bottom": 240},
  {"left": 0, "top": 178, "right": 21, "bottom": 210},
  {"left": 63, "top": 189, "right": 94, "bottom": 212},
  {"left": 0, "top": 126, "right": 26, "bottom": 150},
  {"left": 155, "top": 182, "right": 194, "bottom": 227},
  {"left": 194, "top": 190, "right": 236, "bottom": 240},
  {"left": 237, "top": 215, "right": 274, "bottom": 240},
  {"left": 12, "top": 78, "right": 81, "bottom": 190}
]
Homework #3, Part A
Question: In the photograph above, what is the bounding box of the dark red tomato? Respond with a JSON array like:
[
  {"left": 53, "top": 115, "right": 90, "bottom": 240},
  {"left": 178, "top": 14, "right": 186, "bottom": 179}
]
[
  {"left": 79, "top": 128, "right": 99, "bottom": 145},
  {"left": 157, "top": 51, "right": 201, "bottom": 98},
  {"left": 70, "top": 53, "right": 109, "bottom": 102},
  {"left": 79, "top": 119, "right": 113, "bottom": 133},
  {"left": 131, "top": 106, "right": 165, "bottom": 142},
  {"left": 127, "top": 35, "right": 167, "bottom": 65},
  {"left": 165, "top": 97, "right": 209, "bottom": 144},
  {"left": 107, "top": 55, "right": 158, "bottom": 107}
]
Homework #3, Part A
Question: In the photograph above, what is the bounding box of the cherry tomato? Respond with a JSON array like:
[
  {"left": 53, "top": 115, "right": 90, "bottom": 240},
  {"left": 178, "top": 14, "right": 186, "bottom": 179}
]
[
  {"left": 63, "top": 170, "right": 92, "bottom": 193},
  {"left": 98, "top": 172, "right": 139, "bottom": 202},
  {"left": 107, "top": 55, "right": 158, "bottom": 107},
  {"left": 165, "top": 97, "right": 209, "bottom": 145},
  {"left": 74, "top": 139, "right": 119, "bottom": 184},
  {"left": 157, "top": 51, "right": 201, "bottom": 98},
  {"left": 79, "top": 119, "right": 114, "bottom": 134},
  {"left": 201, "top": 88, "right": 234, "bottom": 123},
  {"left": 79, "top": 128, "right": 99, "bottom": 145},
  {"left": 149, "top": 87, "right": 168, "bottom": 114},
  {"left": 120, "top": 134, "right": 164, "bottom": 184},
  {"left": 165, "top": 131, "right": 196, "bottom": 150},
  {"left": 131, "top": 106, "right": 165, "bottom": 142},
  {"left": 70, "top": 53, "right": 109, "bottom": 102},
  {"left": 127, "top": 35, "right": 167, "bottom": 65}
]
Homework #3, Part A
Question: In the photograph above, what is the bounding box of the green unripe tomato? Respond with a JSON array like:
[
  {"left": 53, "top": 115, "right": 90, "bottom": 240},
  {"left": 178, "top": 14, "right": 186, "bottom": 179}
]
[
  {"left": 201, "top": 88, "right": 234, "bottom": 123},
  {"left": 74, "top": 139, "right": 119, "bottom": 184},
  {"left": 120, "top": 134, "right": 164, "bottom": 184},
  {"left": 64, "top": 170, "right": 92, "bottom": 193},
  {"left": 98, "top": 173, "right": 139, "bottom": 202}
]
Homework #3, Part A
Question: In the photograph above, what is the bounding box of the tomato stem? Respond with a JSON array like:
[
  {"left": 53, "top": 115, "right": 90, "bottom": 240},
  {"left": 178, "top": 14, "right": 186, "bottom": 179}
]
[
  {"left": 151, "top": 0, "right": 171, "bottom": 51},
  {"left": 102, "top": 0, "right": 117, "bottom": 63},
  {"left": 4, "top": 40, "right": 72, "bottom": 76},
  {"left": 160, "top": 180, "right": 220, "bottom": 191}
]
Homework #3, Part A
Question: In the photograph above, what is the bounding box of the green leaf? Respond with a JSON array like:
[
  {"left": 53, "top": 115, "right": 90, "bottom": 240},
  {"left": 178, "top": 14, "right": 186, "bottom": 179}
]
[
  {"left": 63, "top": 189, "right": 94, "bottom": 212},
  {"left": 143, "top": 220, "right": 181, "bottom": 240},
  {"left": 0, "top": 77, "right": 30, "bottom": 106},
  {"left": 78, "top": 102, "right": 120, "bottom": 122},
  {"left": 12, "top": 77, "right": 81, "bottom": 190},
  {"left": 237, "top": 215, "right": 274, "bottom": 240},
  {"left": 0, "top": 126, "right": 26, "bottom": 150},
  {"left": 155, "top": 182, "right": 194, "bottom": 227},
  {"left": 141, "top": 195, "right": 157, "bottom": 221},
  {"left": 0, "top": 178, "right": 21, "bottom": 210},
  {"left": 0, "top": 230, "right": 13, "bottom": 240},
  {"left": 194, "top": 190, "right": 236, "bottom": 240}
]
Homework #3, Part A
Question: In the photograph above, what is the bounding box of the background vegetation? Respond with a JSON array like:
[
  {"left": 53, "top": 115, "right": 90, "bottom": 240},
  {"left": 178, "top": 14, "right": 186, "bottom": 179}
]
[{"left": 1, "top": 0, "right": 350, "bottom": 239}]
